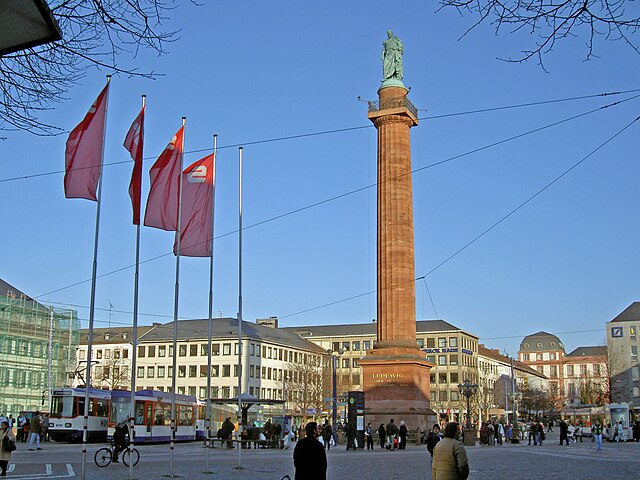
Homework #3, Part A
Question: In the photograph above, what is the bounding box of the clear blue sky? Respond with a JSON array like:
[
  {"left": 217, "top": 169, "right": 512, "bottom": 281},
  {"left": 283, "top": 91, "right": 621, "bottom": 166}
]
[{"left": 1, "top": 1, "right": 638, "bottom": 357}]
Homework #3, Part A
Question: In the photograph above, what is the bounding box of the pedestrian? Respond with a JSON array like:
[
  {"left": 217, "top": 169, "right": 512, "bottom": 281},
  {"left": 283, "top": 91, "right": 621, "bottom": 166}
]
[
  {"left": 487, "top": 422, "right": 495, "bottom": 445},
  {"left": 432, "top": 422, "right": 470, "bottom": 480},
  {"left": 592, "top": 420, "right": 603, "bottom": 450},
  {"left": 321, "top": 421, "right": 332, "bottom": 451},
  {"left": 496, "top": 422, "right": 504, "bottom": 445},
  {"left": 1, "top": 420, "right": 17, "bottom": 477},
  {"left": 377, "top": 423, "right": 386, "bottom": 449},
  {"left": 345, "top": 422, "right": 356, "bottom": 451},
  {"left": 293, "top": 422, "right": 327, "bottom": 480},
  {"left": 559, "top": 419, "right": 569, "bottom": 446},
  {"left": 426, "top": 424, "right": 443, "bottom": 463},
  {"left": 547, "top": 420, "right": 554, "bottom": 433},
  {"left": 40, "top": 414, "right": 49, "bottom": 443},
  {"left": 16, "top": 413, "right": 25, "bottom": 443},
  {"left": 633, "top": 421, "right": 640, "bottom": 442},
  {"left": 505, "top": 424, "right": 512, "bottom": 443},
  {"left": 575, "top": 424, "right": 583, "bottom": 443},
  {"left": 365, "top": 422, "right": 374, "bottom": 450},
  {"left": 398, "top": 421, "right": 408, "bottom": 449},
  {"left": 535, "top": 421, "right": 544, "bottom": 445},
  {"left": 111, "top": 419, "right": 131, "bottom": 463},
  {"left": 28, "top": 411, "right": 42, "bottom": 451},
  {"left": 385, "top": 418, "right": 398, "bottom": 450},
  {"left": 528, "top": 421, "right": 535, "bottom": 445},
  {"left": 221, "top": 417, "right": 235, "bottom": 448}
]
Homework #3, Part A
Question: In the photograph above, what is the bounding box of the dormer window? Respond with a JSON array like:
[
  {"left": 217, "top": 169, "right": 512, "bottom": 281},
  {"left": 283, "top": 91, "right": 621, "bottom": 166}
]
[
  {"left": 122, "top": 332, "right": 128, "bottom": 340},
  {"left": 105, "top": 333, "right": 110, "bottom": 340}
]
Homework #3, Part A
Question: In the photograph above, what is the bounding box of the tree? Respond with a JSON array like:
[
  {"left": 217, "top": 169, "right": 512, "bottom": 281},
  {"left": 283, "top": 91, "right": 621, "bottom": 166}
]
[
  {"left": 439, "top": 1, "right": 640, "bottom": 68},
  {"left": 92, "top": 353, "right": 131, "bottom": 390},
  {"left": 1, "top": 1, "right": 187, "bottom": 135},
  {"left": 287, "top": 356, "right": 328, "bottom": 421}
]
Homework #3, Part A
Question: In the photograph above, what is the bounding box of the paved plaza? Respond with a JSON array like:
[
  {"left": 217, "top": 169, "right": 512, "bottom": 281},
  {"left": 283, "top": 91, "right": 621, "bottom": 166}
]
[{"left": 6, "top": 432, "right": 639, "bottom": 479}]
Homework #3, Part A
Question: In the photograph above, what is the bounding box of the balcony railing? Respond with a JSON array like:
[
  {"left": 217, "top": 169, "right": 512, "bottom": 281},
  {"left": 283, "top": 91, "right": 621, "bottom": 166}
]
[{"left": 368, "top": 96, "right": 418, "bottom": 118}]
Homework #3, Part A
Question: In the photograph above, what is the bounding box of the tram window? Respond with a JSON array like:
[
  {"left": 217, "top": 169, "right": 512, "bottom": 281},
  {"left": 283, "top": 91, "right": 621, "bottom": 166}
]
[
  {"left": 134, "top": 401, "right": 145, "bottom": 424},
  {"left": 96, "top": 399, "right": 108, "bottom": 416}
]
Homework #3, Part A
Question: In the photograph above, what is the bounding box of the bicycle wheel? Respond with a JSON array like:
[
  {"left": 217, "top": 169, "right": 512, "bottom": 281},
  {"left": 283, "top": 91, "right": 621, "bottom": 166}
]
[
  {"left": 122, "top": 448, "right": 140, "bottom": 467},
  {"left": 94, "top": 447, "right": 112, "bottom": 467}
]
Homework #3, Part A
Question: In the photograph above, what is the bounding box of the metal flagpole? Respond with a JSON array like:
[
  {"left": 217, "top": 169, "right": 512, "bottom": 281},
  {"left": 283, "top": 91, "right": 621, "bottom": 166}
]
[
  {"left": 170, "top": 117, "right": 186, "bottom": 478},
  {"left": 204, "top": 134, "right": 217, "bottom": 474},
  {"left": 237, "top": 146, "right": 243, "bottom": 469},
  {"left": 129, "top": 94, "right": 146, "bottom": 480},
  {"left": 81, "top": 74, "right": 110, "bottom": 480},
  {"left": 48, "top": 307, "right": 53, "bottom": 408}
]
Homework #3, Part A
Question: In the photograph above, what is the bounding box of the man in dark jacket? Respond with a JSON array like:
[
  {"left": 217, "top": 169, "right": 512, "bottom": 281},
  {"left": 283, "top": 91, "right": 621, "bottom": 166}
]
[
  {"left": 386, "top": 418, "right": 398, "bottom": 449},
  {"left": 559, "top": 419, "right": 569, "bottom": 445},
  {"left": 293, "top": 422, "right": 327, "bottom": 480},
  {"left": 377, "top": 424, "right": 386, "bottom": 449},
  {"left": 426, "top": 424, "right": 443, "bottom": 461},
  {"left": 398, "top": 421, "right": 408, "bottom": 449}
]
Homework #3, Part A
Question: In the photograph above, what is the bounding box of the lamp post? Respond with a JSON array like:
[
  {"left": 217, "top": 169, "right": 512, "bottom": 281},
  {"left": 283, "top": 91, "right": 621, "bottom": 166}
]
[
  {"left": 327, "top": 348, "right": 345, "bottom": 445},
  {"left": 458, "top": 379, "right": 478, "bottom": 446},
  {"left": 508, "top": 391, "right": 523, "bottom": 443}
]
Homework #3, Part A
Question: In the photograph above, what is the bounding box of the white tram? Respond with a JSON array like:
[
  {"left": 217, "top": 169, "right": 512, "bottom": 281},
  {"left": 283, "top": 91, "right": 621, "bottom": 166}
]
[{"left": 48, "top": 387, "right": 110, "bottom": 442}]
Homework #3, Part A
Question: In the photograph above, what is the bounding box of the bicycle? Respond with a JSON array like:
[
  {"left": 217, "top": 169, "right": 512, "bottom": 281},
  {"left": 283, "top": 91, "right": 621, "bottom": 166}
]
[{"left": 94, "top": 444, "right": 140, "bottom": 467}]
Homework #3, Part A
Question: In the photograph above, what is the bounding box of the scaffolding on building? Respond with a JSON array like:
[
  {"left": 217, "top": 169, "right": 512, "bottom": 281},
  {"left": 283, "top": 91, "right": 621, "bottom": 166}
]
[{"left": 0, "top": 289, "right": 80, "bottom": 415}]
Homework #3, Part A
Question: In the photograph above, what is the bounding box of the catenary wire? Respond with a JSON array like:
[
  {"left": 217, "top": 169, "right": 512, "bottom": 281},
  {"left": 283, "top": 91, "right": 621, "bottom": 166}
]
[
  {"left": 34, "top": 95, "right": 639, "bottom": 302},
  {"left": 1, "top": 89, "right": 638, "bottom": 185}
]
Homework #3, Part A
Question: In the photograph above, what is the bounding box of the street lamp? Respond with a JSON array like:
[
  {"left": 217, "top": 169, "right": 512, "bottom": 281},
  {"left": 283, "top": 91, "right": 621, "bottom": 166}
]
[
  {"left": 327, "top": 348, "right": 345, "bottom": 445},
  {"left": 508, "top": 391, "right": 523, "bottom": 443},
  {"left": 458, "top": 379, "right": 478, "bottom": 446}
]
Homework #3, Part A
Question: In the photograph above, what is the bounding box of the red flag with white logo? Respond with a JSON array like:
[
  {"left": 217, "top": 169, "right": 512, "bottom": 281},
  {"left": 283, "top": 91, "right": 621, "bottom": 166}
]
[
  {"left": 64, "top": 83, "right": 109, "bottom": 201},
  {"left": 124, "top": 104, "right": 145, "bottom": 225},
  {"left": 174, "top": 154, "right": 215, "bottom": 257},
  {"left": 143, "top": 126, "right": 184, "bottom": 231}
]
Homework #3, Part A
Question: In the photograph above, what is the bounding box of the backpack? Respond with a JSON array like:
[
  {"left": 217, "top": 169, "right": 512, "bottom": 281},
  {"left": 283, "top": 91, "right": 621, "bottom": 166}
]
[{"left": 3, "top": 436, "right": 16, "bottom": 452}]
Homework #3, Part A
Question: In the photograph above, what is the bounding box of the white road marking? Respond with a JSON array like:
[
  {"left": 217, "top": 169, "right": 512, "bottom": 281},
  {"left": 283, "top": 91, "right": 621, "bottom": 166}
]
[
  {"left": 46, "top": 464, "right": 52, "bottom": 474},
  {"left": 7, "top": 465, "right": 15, "bottom": 472}
]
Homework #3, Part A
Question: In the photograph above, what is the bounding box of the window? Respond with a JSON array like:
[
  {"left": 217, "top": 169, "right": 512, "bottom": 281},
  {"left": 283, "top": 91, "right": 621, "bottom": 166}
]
[
  {"left": 593, "top": 364, "right": 601, "bottom": 376},
  {"left": 363, "top": 340, "right": 371, "bottom": 350},
  {"left": 158, "top": 345, "right": 166, "bottom": 357},
  {"left": 105, "top": 349, "right": 112, "bottom": 359},
  {"left": 567, "top": 365, "right": 574, "bottom": 376},
  {"left": 168, "top": 366, "right": 173, "bottom": 378},
  {"left": 449, "top": 337, "right": 458, "bottom": 347},
  {"left": 178, "top": 387, "right": 185, "bottom": 395},
  {"left": 179, "top": 345, "right": 187, "bottom": 357},
  {"left": 158, "top": 366, "right": 165, "bottom": 378},
  {"left": 147, "top": 366, "right": 155, "bottom": 378},
  {"left": 235, "top": 343, "right": 240, "bottom": 355},
  {"left": 262, "top": 367, "right": 266, "bottom": 379},
  {"left": 537, "top": 366, "right": 544, "bottom": 374},
  {"left": 438, "top": 338, "right": 447, "bottom": 348},
  {"left": 632, "top": 367, "right": 639, "bottom": 381},
  {"left": 123, "top": 348, "right": 129, "bottom": 359},
  {"left": 450, "top": 372, "right": 459, "bottom": 384},
  {"left": 222, "top": 387, "right": 230, "bottom": 398},
  {"left": 223, "top": 343, "right": 232, "bottom": 355},
  {"left": 430, "top": 373, "right": 436, "bottom": 383},
  {"left": 332, "top": 342, "right": 340, "bottom": 352},
  {"left": 189, "top": 366, "right": 197, "bottom": 377},
  {"left": 451, "top": 391, "right": 459, "bottom": 402},
  {"left": 211, "top": 365, "right": 219, "bottom": 377},
  {"left": 137, "top": 366, "right": 144, "bottom": 378},
  {"left": 211, "top": 344, "right": 220, "bottom": 356},
  {"left": 96, "top": 349, "right": 103, "bottom": 359},
  {"left": 178, "top": 366, "right": 186, "bottom": 378},
  {"left": 450, "top": 354, "right": 458, "bottom": 366},
  {"left": 223, "top": 365, "right": 231, "bottom": 377},
  {"left": 550, "top": 365, "right": 558, "bottom": 377},
  {"left": 147, "top": 346, "right": 155, "bottom": 357},
  {"left": 352, "top": 374, "right": 360, "bottom": 385},
  {"left": 522, "top": 353, "right": 530, "bottom": 361},
  {"left": 427, "top": 338, "right": 435, "bottom": 348},
  {"left": 427, "top": 355, "right": 435, "bottom": 363},
  {"left": 352, "top": 341, "right": 360, "bottom": 351},
  {"left": 79, "top": 350, "right": 86, "bottom": 360},
  {"left": 114, "top": 349, "right": 121, "bottom": 359},
  {"left": 342, "top": 358, "right": 350, "bottom": 369},
  {"left": 417, "top": 338, "right": 424, "bottom": 347},
  {"left": 438, "top": 355, "right": 447, "bottom": 366},
  {"left": 536, "top": 353, "right": 543, "bottom": 361},
  {"left": 169, "top": 345, "right": 174, "bottom": 357},
  {"left": 439, "top": 373, "right": 447, "bottom": 384},
  {"left": 440, "top": 390, "right": 448, "bottom": 401},
  {"left": 234, "top": 365, "right": 239, "bottom": 377},
  {"left": 632, "top": 346, "right": 638, "bottom": 359},
  {"left": 550, "top": 352, "right": 557, "bottom": 360},
  {"left": 199, "top": 387, "right": 207, "bottom": 398},
  {"left": 634, "top": 387, "right": 640, "bottom": 397},
  {"left": 200, "top": 344, "right": 209, "bottom": 356},
  {"left": 580, "top": 365, "right": 588, "bottom": 376},
  {"left": 631, "top": 326, "right": 637, "bottom": 340}
]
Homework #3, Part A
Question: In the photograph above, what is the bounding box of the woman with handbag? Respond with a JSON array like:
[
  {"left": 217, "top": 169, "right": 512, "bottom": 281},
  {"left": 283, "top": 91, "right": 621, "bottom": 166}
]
[{"left": 0, "top": 420, "right": 17, "bottom": 476}]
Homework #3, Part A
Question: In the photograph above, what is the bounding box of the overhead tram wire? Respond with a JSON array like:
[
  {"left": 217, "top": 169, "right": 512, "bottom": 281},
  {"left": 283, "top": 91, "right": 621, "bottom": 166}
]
[
  {"left": 278, "top": 113, "right": 640, "bottom": 321},
  {"left": 2, "top": 88, "right": 640, "bottom": 185},
  {"left": 34, "top": 95, "right": 640, "bottom": 302}
]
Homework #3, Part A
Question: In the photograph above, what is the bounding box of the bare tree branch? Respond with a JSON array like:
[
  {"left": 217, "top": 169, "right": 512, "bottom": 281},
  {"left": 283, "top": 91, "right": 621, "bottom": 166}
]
[
  {"left": 439, "top": 1, "right": 640, "bottom": 68},
  {"left": 0, "top": 1, "right": 189, "bottom": 135}
]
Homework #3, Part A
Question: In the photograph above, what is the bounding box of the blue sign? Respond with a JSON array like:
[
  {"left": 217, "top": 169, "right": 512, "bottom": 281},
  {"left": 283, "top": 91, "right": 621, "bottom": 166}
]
[{"left": 611, "top": 327, "right": 624, "bottom": 338}]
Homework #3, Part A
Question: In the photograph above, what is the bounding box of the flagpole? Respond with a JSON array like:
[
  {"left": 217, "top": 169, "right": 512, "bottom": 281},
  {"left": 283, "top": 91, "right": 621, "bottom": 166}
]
[
  {"left": 170, "top": 116, "right": 186, "bottom": 478},
  {"left": 237, "top": 146, "right": 243, "bottom": 469},
  {"left": 130, "top": 94, "right": 145, "bottom": 480},
  {"left": 204, "top": 134, "right": 217, "bottom": 474},
  {"left": 81, "top": 74, "right": 110, "bottom": 480}
]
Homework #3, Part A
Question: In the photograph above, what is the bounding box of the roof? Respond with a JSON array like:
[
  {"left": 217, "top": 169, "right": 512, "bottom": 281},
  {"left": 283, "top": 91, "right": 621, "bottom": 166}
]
[
  {"left": 79, "top": 325, "right": 157, "bottom": 345},
  {"left": 282, "top": 319, "right": 476, "bottom": 338},
  {"left": 478, "top": 345, "right": 547, "bottom": 379},
  {"left": 565, "top": 346, "right": 607, "bottom": 358},
  {"left": 610, "top": 302, "right": 640, "bottom": 323},
  {"left": 92, "top": 318, "right": 328, "bottom": 355},
  {"left": 0, "top": 278, "right": 48, "bottom": 311},
  {"left": 519, "top": 331, "right": 564, "bottom": 352}
]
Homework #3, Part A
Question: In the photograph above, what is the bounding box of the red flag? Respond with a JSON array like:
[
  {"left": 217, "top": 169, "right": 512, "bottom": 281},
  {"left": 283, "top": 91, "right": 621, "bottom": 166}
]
[
  {"left": 174, "top": 154, "right": 215, "bottom": 257},
  {"left": 143, "top": 126, "right": 184, "bottom": 231},
  {"left": 124, "top": 104, "right": 146, "bottom": 225},
  {"left": 64, "top": 83, "right": 109, "bottom": 200}
]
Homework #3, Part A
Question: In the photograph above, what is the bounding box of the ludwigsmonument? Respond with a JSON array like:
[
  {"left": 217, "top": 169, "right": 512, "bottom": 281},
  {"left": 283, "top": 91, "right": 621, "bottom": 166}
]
[{"left": 359, "top": 31, "right": 435, "bottom": 430}]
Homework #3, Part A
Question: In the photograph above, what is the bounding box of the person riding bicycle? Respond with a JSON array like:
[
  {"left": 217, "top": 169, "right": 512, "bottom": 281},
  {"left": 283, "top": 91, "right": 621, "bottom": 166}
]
[{"left": 112, "top": 418, "right": 132, "bottom": 463}]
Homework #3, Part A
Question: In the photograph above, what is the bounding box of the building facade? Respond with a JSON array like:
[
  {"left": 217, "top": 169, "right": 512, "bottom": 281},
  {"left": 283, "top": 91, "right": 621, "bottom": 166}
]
[
  {"left": 286, "top": 319, "right": 479, "bottom": 423},
  {"left": 518, "top": 331, "right": 566, "bottom": 407},
  {"left": 0, "top": 279, "right": 79, "bottom": 414},
  {"left": 563, "top": 346, "right": 608, "bottom": 406},
  {"left": 76, "top": 318, "right": 329, "bottom": 420},
  {"left": 607, "top": 302, "right": 640, "bottom": 404}
]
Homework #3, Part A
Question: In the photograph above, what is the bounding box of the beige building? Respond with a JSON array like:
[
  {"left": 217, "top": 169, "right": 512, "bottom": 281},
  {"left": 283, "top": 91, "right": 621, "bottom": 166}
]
[
  {"left": 607, "top": 302, "right": 640, "bottom": 404},
  {"left": 285, "top": 319, "right": 479, "bottom": 423},
  {"left": 518, "top": 331, "right": 566, "bottom": 406},
  {"left": 76, "top": 318, "right": 328, "bottom": 419},
  {"left": 563, "top": 346, "right": 608, "bottom": 406}
]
